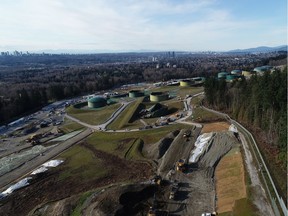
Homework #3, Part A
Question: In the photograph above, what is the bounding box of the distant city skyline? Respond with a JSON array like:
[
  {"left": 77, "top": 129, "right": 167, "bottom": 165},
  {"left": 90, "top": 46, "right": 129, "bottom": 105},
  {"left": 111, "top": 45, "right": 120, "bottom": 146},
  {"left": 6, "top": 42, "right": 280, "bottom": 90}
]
[{"left": 0, "top": 0, "right": 287, "bottom": 53}]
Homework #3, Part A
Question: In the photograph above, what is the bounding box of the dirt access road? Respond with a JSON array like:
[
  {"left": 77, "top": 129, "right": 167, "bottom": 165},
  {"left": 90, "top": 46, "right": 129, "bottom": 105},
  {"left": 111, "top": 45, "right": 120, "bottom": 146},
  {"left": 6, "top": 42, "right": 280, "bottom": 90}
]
[{"left": 153, "top": 128, "right": 239, "bottom": 216}]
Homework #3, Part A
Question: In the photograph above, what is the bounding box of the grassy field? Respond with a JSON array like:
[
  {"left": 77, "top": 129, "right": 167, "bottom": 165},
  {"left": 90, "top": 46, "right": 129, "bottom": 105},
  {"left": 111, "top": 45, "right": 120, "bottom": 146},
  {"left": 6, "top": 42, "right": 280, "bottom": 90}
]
[
  {"left": 191, "top": 107, "right": 225, "bottom": 123},
  {"left": 153, "top": 86, "right": 204, "bottom": 98},
  {"left": 60, "top": 118, "right": 85, "bottom": 133},
  {"left": 107, "top": 98, "right": 144, "bottom": 130},
  {"left": 66, "top": 103, "right": 121, "bottom": 125},
  {"left": 58, "top": 144, "right": 108, "bottom": 181},
  {"left": 71, "top": 191, "right": 94, "bottom": 216},
  {"left": 88, "top": 124, "right": 190, "bottom": 157},
  {"left": 191, "top": 95, "right": 204, "bottom": 106}
]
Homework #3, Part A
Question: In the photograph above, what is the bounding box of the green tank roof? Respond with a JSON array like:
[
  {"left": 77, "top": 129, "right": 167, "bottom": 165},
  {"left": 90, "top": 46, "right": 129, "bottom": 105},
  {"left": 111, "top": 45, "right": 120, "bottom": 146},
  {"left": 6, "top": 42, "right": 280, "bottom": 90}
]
[{"left": 88, "top": 97, "right": 106, "bottom": 103}]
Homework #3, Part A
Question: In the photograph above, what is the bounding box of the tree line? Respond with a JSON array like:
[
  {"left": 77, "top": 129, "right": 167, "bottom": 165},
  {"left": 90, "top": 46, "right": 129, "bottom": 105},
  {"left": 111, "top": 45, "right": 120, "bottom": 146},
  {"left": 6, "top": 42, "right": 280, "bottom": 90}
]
[
  {"left": 204, "top": 67, "right": 287, "bottom": 166},
  {"left": 204, "top": 67, "right": 287, "bottom": 200}
]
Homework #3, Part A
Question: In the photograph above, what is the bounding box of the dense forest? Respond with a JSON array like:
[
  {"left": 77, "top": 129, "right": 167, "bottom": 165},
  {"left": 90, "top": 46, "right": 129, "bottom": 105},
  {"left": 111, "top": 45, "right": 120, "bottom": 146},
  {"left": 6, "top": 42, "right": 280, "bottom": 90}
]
[{"left": 204, "top": 67, "right": 287, "bottom": 197}]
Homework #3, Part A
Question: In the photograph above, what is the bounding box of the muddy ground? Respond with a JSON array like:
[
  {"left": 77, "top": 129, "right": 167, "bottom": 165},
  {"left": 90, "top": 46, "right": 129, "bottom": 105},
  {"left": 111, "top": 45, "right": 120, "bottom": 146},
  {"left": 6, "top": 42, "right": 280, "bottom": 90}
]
[
  {"left": 0, "top": 142, "right": 152, "bottom": 216},
  {"left": 0, "top": 127, "right": 240, "bottom": 216}
]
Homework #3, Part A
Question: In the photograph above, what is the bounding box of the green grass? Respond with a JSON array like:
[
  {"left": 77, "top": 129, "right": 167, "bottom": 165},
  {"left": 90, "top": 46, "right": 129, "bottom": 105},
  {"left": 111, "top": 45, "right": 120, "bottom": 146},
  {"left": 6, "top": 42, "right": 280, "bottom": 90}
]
[
  {"left": 177, "top": 86, "right": 204, "bottom": 98},
  {"left": 151, "top": 86, "right": 204, "bottom": 99},
  {"left": 66, "top": 103, "right": 121, "bottom": 125},
  {"left": 191, "top": 95, "right": 204, "bottom": 106},
  {"left": 233, "top": 198, "right": 257, "bottom": 216},
  {"left": 107, "top": 98, "right": 144, "bottom": 130},
  {"left": 60, "top": 119, "right": 85, "bottom": 133},
  {"left": 57, "top": 145, "right": 108, "bottom": 181},
  {"left": 87, "top": 124, "right": 190, "bottom": 156},
  {"left": 191, "top": 107, "right": 224, "bottom": 122},
  {"left": 124, "top": 138, "right": 144, "bottom": 160},
  {"left": 71, "top": 191, "right": 93, "bottom": 216},
  {"left": 218, "top": 198, "right": 256, "bottom": 216}
]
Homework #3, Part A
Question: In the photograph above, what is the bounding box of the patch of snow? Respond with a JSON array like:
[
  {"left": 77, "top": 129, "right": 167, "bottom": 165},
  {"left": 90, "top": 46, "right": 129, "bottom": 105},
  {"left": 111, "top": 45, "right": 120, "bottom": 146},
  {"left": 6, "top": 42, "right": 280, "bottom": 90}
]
[
  {"left": 1, "top": 177, "right": 32, "bottom": 197},
  {"left": 31, "top": 166, "right": 48, "bottom": 175},
  {"left": 42, "top": 159, "right": 64, "bottom": 168}
]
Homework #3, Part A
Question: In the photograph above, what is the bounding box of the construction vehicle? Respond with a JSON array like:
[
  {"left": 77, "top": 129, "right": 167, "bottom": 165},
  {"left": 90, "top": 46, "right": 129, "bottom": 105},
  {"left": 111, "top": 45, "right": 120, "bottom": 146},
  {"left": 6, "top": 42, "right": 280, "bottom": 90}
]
[
  {"left": 147, "top": 207, "right": 156, "bottom": 216},
  {"left": 169, "top": 183, "right": 178, "bottom": 200},
  {"left": 176, "top": 159, "right": 186, "bottom": 172},
  {"left": 26, "top": 133, "right": 42, "bottom": 145},
  {"left": 183, "top": 129, "right": 191, "bottom": 138},
  {"left": 152, "top": 175, "right": 162, "bottom": 185}
]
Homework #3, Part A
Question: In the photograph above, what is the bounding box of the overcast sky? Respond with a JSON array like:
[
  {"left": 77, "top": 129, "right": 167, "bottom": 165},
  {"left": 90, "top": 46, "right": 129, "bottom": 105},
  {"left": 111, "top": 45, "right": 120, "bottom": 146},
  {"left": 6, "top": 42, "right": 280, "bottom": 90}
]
[{"left": 0, "top": 0, "right": 287, "bottom": 52}]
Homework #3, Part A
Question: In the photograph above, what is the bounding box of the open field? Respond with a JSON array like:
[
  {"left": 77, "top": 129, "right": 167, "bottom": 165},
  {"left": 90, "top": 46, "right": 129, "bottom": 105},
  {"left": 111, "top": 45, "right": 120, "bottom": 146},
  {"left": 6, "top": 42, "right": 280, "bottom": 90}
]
[
  {"left": 153, "top": 86, "right": 204, "bottom": 98},
  {"left": 87, "top": 124, "right": 191, "bottom": 157},
  {"left": 60, "top": 118, "right": 85, "bottom": 133},
  {"left": 192, "top": 106, "right": 225, "bottom": 123},
  {"left": 201, "top": 121, "right": 230, "bottom": 133},
  {"left": 107, "top": 98, "right": 144, "bottom": 130},
  {"left": 66, "top": 103, "right": 121, "bottom": 125}
]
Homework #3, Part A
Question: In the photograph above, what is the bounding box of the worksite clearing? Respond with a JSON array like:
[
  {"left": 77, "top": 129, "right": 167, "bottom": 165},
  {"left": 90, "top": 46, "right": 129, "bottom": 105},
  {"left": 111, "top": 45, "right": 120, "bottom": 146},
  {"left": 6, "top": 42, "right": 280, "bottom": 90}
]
[
  {"left": 0, "top": 86, "right": 273, "bottom": 216},
  {"left": 0, "top": 126, "right": 242, "bottom": 216}
]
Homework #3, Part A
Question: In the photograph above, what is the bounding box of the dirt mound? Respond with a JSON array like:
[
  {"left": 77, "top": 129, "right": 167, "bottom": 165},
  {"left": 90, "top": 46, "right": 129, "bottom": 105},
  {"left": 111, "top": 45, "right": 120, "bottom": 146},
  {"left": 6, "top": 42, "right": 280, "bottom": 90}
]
[
  {"left": 199, "top": 131, "right": 239, "bottom": 177},
  {"left": 80, "top": 184, "right": 158, "bottom": 216},
  {"left": 0, "top": 142, "right": 152, "bottom": 216},
  {"left": 157, "top": 127, "right": 201, "bottom": 177},
  {"left": 144, "top": 130, "right": 180, "bottom": 160},
  {"left": 116, "top": 185, "right": 158, "bottom": 215}
]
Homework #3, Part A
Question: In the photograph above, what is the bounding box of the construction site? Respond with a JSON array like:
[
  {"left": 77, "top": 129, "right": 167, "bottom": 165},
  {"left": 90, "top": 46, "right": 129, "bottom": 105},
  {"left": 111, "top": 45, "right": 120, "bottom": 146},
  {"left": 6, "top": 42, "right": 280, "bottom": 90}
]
[{"left": 0, "top": 84, "right": 276, "bottom": 216}]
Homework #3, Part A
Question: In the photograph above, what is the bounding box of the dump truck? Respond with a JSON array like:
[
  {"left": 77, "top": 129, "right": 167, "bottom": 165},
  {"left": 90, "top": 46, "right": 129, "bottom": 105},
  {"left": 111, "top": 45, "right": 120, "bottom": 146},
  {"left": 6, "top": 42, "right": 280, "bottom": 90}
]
[
  {"left": 169, "top": 182, "right": 179, "bottom": 200},
  {"left": 176, "top": 159, "right": 186, "bottom": 172}
]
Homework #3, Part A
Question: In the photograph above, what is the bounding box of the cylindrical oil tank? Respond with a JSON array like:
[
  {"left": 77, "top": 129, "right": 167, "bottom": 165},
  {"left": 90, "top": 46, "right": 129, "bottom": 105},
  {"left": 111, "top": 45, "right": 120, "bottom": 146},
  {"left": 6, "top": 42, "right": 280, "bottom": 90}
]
[
  {"left": 180, "top": 79, "right": 194, "bottom": 87},
  {"left": 88, "top": 97, "right": 106, "bottom": 108},
  {"left": 150, "top": 92, "right": 169, "bottom": 102},
  {"left": 242, "top": 71, "right": 251, "bottom": 76},
  {"left": 231, "top": 69, "right": 242, "bottom": 75},
  {"left": 226, "top": 74, "right": 238, "bottom": 82},
  {"left": 129, "top": 90, "right": 144, "bottom": 98},
  {"left": 218, "top": 72, "right": 228, "bottom": 79}
]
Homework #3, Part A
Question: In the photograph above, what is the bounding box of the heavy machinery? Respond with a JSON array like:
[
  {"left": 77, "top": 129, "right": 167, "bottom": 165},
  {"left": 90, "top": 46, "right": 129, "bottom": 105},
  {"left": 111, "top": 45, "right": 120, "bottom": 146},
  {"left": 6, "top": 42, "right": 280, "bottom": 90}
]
[
  {"left": 183, "top": 129, "right": 191, "bottom": 138},
  {"left": 152, "top": 175, "right": 162, "bottom": 186},
  {"left": 26, "top": 133, "right": 42, "bottom": 145},
  {"left": 169, "top": 183, "right": 178, "bottom": 200},
  {"left": 147, "top": 207, "right": 156, "bottom": 216},
  {"left": 176, "top": 159, "right": 186, "bottom": 172}
]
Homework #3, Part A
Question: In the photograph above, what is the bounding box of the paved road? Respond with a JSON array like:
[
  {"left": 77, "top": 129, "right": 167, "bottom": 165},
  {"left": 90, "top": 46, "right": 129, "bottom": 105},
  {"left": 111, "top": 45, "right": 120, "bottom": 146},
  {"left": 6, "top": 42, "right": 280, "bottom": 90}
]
[{"left": 0, "top": 128, "right": 92, "bottom": 190}]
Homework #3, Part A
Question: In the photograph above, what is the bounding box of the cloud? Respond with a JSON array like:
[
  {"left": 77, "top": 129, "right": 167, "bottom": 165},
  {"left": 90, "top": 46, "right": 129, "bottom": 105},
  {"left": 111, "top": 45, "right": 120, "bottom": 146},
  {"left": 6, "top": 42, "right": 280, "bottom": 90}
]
[{"left": 0, "top": 0, "right": 285, "bottom": 51}]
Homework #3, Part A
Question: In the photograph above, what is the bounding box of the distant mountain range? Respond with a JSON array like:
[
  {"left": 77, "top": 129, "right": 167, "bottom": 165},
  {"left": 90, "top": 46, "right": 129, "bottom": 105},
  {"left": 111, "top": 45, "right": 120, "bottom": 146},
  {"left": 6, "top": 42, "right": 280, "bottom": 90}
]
[{"left": 227, "top": 45, "right": 287, "bottom": 53}]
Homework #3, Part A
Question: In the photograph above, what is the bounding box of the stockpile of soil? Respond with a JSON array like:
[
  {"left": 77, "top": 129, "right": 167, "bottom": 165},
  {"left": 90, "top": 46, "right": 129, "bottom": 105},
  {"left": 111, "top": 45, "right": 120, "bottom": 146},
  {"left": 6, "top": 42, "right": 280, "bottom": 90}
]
[
  {"left": 0, "top": 142, "right": 152, "bottom": 216},
  {"left": 144, "top": 130, "right": 180, "bottom": 160},
  {"left": 199, "top": 132, "right": 239, "bottom": 171}
]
